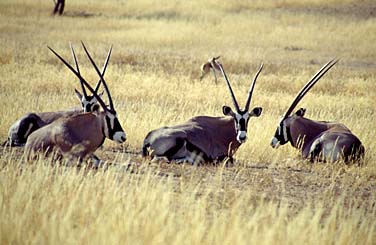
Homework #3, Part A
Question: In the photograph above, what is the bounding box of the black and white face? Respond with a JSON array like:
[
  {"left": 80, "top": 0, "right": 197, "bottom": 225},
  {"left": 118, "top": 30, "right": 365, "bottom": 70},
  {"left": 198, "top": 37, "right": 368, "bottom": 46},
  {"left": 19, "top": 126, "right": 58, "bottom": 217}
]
[
  {"left": 271, "top": 108, "right": 305, "bottom": 148},
  {"left": 75, "top": 89, "right": 102, "bottom": 112},
  {"left": 81, "top": 95, "right": 100, "bottom": 112},
  {"left": 104, "top": 110, "right": 126, "bottom": 143},
  {"left": 271, "top": 118, "right": 289, "bottom": 148},
  {"left": 223, "top": 105, "right": 263, "bottom": 144}
]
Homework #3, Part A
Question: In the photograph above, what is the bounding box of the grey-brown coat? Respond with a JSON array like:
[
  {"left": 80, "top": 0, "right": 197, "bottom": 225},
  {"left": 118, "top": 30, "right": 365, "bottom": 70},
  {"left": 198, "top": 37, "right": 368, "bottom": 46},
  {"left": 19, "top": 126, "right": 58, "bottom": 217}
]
[
  {"left": 5, "top": 43, "right": 111, "bottom": 146},
  {"left": 25, "top": 42, "right": 126, "bottom": 166},
  {"left": 143, "top": 61, "right": 263, "bottom": 164},
  {"left": 271, "top": 59, "right": 364, "bottom": 163}
]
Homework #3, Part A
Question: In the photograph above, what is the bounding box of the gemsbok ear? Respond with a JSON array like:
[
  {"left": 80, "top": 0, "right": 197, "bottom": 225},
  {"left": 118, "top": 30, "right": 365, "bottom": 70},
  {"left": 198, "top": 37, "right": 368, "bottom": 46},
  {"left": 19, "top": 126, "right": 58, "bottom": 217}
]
[
  {"left": 250, "top": 107, "right": 262, "bottom": 117},
  {"left": 223, "top": 106, "right": 234, "bottom": 116},
  {"left": 74, "top": 89, "right": 83, "bottom": 101},
  {"left": 295, "top": 108, "right": 306, "bottom": 117}
]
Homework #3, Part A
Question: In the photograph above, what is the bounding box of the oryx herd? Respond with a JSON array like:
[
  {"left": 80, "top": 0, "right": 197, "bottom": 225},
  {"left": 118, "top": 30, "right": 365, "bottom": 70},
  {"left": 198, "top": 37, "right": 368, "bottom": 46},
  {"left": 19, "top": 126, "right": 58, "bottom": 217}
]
[{"left": 4, "top": 43, "right": 365, "bottom": 167}]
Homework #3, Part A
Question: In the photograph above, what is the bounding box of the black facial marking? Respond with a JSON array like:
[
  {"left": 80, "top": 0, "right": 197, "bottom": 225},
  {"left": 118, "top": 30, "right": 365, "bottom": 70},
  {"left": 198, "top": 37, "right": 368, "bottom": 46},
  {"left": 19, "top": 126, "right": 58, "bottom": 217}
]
[
  {"left": 18, "top": 118, "right": 40, "bottom": 141},
  {"left": 274, "top": 120, "right": 291, "bottom": 146},
  {"left": 85, "top": 104, "right": 91, "bottom": 112},
  {"left": 105, "top": 115, "right": 114, "bottom": 139},
  {"left": 105, "top": 113, "right": 123, "bottom": 139},
  {"left": 238, "top": 118, "right": 247, "bottom": 132}
]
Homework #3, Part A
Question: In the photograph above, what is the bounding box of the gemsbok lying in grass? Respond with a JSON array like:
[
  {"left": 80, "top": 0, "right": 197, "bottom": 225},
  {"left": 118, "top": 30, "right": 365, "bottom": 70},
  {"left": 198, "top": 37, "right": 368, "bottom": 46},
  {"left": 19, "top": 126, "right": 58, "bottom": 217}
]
[
  {"left": 271, "top": 59, "right": 364, "bottom": 163},
  {"left": 143, "top": 60, "right": 263, "bottom": 164},
  {"left": 25, "top": 42, "right": 126, "bottom": 167},
  {"left": 5, "top": 43, "right": 110, "bottom": 147},
  {"left": 199, "top": 56, "right": 221, "bottom": 84}
]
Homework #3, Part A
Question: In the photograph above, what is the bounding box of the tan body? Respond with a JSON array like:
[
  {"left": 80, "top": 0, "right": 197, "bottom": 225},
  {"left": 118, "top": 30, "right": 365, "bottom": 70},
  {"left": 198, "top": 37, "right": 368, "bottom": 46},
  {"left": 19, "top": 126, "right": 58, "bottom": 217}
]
[
  {"left": 199, "top": 56, "right": 221, "bottom": 84},
  {"left": 25, "top": 112, "right": 106, "bottom": 163},
  {"left": 25, "top": 42, "right": 127, "bottom": 166},
  {"left": 7, "top": 107, "right": 83, "bottom": 146}
]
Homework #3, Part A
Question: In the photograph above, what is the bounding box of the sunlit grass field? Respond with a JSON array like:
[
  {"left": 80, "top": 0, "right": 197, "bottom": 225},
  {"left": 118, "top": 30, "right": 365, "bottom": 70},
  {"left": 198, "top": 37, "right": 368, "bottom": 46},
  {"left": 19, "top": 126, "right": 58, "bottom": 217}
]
[{"left": 0, "top": 0, "right": 375, "bottom": 244}]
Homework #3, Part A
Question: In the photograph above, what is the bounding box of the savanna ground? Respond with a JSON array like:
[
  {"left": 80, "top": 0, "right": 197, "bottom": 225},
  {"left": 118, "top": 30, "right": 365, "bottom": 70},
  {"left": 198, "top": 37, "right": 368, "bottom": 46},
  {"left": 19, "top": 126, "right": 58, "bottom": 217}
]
[{"left": 0, "top": 0, "right": 376, "bottom": 244}]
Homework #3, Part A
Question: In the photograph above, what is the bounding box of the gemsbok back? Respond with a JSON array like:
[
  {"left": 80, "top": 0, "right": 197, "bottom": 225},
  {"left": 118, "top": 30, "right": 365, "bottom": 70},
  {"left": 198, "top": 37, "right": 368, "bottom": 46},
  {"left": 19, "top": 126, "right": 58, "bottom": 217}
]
[
  {"left": 270, "top": 59, "right": 364, "bottom": 163},
  {"left": 25, "top": 42, "right": 126, "bottom": 167},
  {"left": 143, "top": 61, "right": 263, "bottom": 164},
  {"left": 5, "top": 43, "right": 110, "bottom": 147},
  {"left": 199, "top": 56, "right": 221, "bottom": 84}
]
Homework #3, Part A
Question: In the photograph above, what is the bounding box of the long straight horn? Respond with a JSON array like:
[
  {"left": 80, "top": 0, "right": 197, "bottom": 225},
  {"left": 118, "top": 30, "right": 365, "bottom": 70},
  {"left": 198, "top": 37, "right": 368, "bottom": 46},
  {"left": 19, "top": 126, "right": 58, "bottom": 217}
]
[
  {"left": 48, "top": 46, "right": 108, "bottom": 111},
  {"left": 93, "top": 46, "right": 113, "bottom": 93},
  {"left": 81, "top": 41, "right": 114, "bottom": 110},
  {"left": 70, "top": 42, "right": 87, "bottom": 97},
  {"left": 283, "top": 58, "right": 338, "bottom": 119},
  {"left": 216, "top": 61, "right": 240, "bottom": 111},
  {"left": 244, "top": 63, "right": 263, "bottom": 111}
]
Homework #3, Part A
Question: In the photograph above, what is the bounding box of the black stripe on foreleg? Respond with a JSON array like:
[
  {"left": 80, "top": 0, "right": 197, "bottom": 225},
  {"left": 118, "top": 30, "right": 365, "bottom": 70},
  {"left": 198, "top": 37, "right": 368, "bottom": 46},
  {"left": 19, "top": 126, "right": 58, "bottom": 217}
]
[
  {"left": 163, "top": 138, "right": 185, "bottom": 160},
  {"left": 185, "top": 141, "right": 210, "bottom": 162}
]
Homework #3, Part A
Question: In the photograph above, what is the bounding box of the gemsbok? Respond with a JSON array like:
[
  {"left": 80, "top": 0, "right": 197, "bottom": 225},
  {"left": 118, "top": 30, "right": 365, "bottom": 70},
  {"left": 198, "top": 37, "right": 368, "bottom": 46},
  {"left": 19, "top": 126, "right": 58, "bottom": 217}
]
[
  {"left": 270, "top": 58, "right": 364, "bottom": 163},
  {"left": 199, "top": 56, "right": 221, "bottom": 84},
  {"left": 25, "top": 42, "right": 126, "bottom": 166},
  {"left": 143, "top": 61, "right": 263, "bottom": 164},
  {"left": 5, "top": 43, "right": 110, "bottom": 147}
]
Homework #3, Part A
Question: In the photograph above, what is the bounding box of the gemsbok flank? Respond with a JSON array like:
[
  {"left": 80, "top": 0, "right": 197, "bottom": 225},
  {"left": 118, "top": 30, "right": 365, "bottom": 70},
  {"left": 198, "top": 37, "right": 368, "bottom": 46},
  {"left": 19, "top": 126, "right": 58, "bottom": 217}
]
[
  {"left": 5, "top": 43, "right": 111, "bottom": 147},
  {"left": 142, "top": 61, "right": 263, "bottom": 164},
  {"left": 25, "top": 42, "right": 126, "bottom": 167},
  {"left": 271, "top": 58, "right": 364, "bottom": 163},
  {"left": 199, "top": 56, "right": 221, "bottom": 84}
]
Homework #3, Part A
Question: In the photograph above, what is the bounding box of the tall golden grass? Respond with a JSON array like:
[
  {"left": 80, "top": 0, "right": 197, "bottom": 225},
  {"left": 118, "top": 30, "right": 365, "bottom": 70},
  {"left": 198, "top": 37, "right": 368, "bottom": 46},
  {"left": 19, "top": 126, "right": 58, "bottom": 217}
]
[{"left": 0, "top": 0, "right": 375, "bottom": 244}]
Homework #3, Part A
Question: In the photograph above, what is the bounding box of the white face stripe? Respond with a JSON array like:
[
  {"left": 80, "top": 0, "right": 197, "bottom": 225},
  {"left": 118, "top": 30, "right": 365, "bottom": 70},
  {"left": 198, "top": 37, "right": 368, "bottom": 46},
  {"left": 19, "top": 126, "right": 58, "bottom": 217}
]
[
  {"left": 107, "top": 112, "right": 116, "bottom": 129},
  {"left": 235, "top": 112, "right": 250, "bottom": 121},
  {"left": 24, "top": 123, "right": 34, "bottom": 138},
  {"left": 282, "top": 121, "right": 288, "bottom": 142},
  {"left": 234, "top": 112, "right": 250, "bottom": 143},
  {"left": 237, "top": 131, "right": 247, "bottom": 143}
]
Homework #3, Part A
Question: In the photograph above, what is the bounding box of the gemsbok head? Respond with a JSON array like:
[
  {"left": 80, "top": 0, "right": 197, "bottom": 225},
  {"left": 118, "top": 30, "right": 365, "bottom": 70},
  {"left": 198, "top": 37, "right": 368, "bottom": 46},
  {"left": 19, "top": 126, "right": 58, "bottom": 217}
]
[
  {"left": 70, "top": 42, "right": 108, "bottom": 113},
  {"left": 25, "top": 42, "right": 126, "bottom": 166},
  {"left": 4, "top": 43, "right": 111, "bottom": 147},
  {"left": 142, "top": 61, "right": 263, "bottom": 164},
  {"left": 200, "top": 56, "right": 221, "bottom": 84},
  {"left": 216, "top": 60, "right": 263, "bottom": 144},
  {"left": 271, "top": 59, "right": 364, "bottom": 163}
]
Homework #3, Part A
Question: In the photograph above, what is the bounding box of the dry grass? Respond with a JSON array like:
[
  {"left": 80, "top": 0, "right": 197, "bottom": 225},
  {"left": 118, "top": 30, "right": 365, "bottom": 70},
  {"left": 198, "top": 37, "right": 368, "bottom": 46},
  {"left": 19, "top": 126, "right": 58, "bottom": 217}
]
[{"left": 0, "top": 0, "right": 375, "bottom": 244}]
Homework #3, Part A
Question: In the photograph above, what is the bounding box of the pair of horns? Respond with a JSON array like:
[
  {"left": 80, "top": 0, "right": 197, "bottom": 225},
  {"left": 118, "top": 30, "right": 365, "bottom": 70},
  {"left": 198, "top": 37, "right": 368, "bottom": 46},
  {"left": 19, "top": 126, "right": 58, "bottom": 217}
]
[
  {"left": 48, "top": 41, "right": 115, "bottom": 112},
  {"left": 215, "top": 59, "right": 263, "bottom": 112},
  {"left": 283, "top": 58, "right": 338, "bottom": 119},
  {"left": 69, "top": 42, "right": 112, "bottom": 98}
]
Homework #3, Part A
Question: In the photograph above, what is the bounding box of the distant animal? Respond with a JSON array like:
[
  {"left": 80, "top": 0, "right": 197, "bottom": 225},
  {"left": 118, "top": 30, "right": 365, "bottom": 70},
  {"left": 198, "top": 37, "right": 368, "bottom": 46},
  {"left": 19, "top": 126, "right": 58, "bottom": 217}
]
[
  {"left": 52, "top": 0, "right": 65, "bottom": 15},
  {"left": 4, "top": 43, "right": 110, "bottom": 147},
  {"left": 143, "top": 60, "right": 263, "bottom": 164},
  {"left": 25, "top": 42, "right": 126, "bottom": 167},
  {"left": 199, "top": 56, "right": 221, "bottom": 84},
  {"left": 270, "top": 59, "right": 364, "bottom": 163}
]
